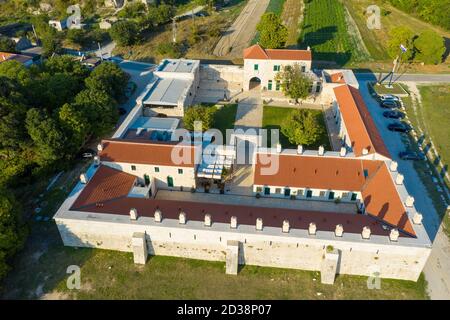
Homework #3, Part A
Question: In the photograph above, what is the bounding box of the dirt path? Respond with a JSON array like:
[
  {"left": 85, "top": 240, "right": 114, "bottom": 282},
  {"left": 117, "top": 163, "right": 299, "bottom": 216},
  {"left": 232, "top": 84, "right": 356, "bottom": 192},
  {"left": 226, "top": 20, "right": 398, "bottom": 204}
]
[
  {"left": 281, "top": 0, "right": 304, "bottom": 48},
  {"left": 213, "top": 0, "right": 270, "bottom": 58}
]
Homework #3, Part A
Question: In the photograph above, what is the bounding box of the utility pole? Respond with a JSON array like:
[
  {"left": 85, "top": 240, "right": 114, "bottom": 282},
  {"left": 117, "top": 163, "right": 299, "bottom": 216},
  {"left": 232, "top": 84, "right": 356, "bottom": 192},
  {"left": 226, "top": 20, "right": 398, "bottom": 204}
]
[
  {"left": 172, "top": 18, "right": 177, "bottom": 43},
  {"left": 388, "top": 44, "right": 407, "bottom": 87}
]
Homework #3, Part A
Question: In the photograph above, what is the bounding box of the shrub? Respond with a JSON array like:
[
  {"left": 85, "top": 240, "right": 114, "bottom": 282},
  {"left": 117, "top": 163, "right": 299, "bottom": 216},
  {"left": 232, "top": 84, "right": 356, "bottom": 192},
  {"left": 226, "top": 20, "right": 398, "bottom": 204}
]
[{"left": 156, "top": 42, "right": 182, "bottom": 58}]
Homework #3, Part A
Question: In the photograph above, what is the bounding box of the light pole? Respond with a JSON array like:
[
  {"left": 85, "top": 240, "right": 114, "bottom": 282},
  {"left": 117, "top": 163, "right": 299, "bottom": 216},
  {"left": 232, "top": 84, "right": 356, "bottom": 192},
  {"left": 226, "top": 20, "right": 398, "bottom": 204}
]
[{"left": 388, "top": 44, "right": 407, "bottom": 88}]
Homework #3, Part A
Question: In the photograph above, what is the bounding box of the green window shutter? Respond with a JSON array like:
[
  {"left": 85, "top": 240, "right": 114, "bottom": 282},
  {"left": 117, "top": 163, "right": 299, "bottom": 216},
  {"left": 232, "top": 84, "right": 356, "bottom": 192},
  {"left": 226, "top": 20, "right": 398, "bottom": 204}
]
[
  {"left": 254, "top": 64, "right": 258, "bottom": 71},
  {"left": 268, "top": 80, "right": 272, "bottom": 90}
]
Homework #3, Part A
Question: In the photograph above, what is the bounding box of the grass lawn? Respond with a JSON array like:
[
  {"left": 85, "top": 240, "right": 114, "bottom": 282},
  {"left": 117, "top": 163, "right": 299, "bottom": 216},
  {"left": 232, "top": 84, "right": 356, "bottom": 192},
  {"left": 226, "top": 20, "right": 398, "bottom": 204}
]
[
  {"left": 262, "top": 106, "right": 331, "bottom": 150},
  {"left": 299, "top": 0, "right": 369, "bottom": 66},
  {"left": 212, "top": 103, "right": 238, "bottom": 140},
  {"left": 371, "top": 82, "right": 408, "bottom": 95}
]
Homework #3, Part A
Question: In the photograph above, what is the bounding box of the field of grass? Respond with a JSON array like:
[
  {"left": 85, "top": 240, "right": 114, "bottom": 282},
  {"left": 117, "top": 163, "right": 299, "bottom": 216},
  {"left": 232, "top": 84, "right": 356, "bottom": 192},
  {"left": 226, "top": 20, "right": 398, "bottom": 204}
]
[
  {"left": 280, "top": 0, "right": 304, "bottom": 48},
  {"left": 262, "top": 106, "right": 331, "bottom": 150},
  {"left": 371, "top": 83, "right": 408, "bottom": 95},
  {"left": 299, "top": 0, "right": 369, "bottom": 66},
  {"left": 344, "top": 0, "right": 450, "bottom": 66},
  {"left": 265, "top": 0, "right": 286, "bottom": 15}
]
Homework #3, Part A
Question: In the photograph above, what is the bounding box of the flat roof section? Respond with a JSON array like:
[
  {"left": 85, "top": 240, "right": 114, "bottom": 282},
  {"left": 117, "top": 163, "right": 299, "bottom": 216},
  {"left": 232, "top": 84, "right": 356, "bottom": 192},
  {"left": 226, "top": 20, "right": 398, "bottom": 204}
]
[
  {"left": 143, "top": 78, "right": 190, "bottom": 106},
  {"left": 158, "top": 59, "right": 198, "bottom": 73},
  {"left": 130, "top": 117, "right": 179, "bottom": 131}
]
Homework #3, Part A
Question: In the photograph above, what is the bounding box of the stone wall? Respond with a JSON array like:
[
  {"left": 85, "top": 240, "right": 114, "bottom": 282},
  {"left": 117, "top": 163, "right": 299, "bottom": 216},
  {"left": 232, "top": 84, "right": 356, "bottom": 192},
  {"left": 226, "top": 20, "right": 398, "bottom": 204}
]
[{"left": 55, "top": 213, "right": 431, "bottom": 281}]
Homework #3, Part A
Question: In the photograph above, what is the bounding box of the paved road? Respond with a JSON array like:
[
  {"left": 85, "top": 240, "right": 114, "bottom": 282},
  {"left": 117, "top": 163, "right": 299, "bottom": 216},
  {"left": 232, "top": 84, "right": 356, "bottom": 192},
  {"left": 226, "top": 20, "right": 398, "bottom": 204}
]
[
  {"left": 355, "top": 73, "right": 450, "bottom": 83},
  {"left": 358, "top": 81, "right": 450, "bottom": 299},
  {"left": 213, "top": 0, "right": 270, "bottom": 58}
]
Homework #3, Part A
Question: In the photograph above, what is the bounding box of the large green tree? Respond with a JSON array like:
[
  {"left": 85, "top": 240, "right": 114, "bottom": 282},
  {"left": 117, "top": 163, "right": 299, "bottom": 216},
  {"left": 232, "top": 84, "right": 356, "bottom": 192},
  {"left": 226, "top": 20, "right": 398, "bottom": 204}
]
[
  {"left": 109, "top": 20, "right": 140, "bottom": 46},
  {"left": 256, "top": 12, "right": 288, "bottom": 49},
  {"left": 85, "top": 62, "right": 130, "bottom": 102},
  {"left": 414, "top": 30, "right": 446, "bottom": 65},
  {"left": 183, "top": 105, "right": 216, "bottom": 132},
  {"left": 0, "top": 188, "right": 27, "bottom": 280},
  {"left": 387, "top": 26, "right": 416, "bottom": 61},
  {"left": 275, "top": 63, "right": 312, "bottom": 102},
  {"left": 0, "top": 36, "right": 16, "bottom": 53},
  {"left": 281, "top": 109, "right": 324, "bottom": 146}
]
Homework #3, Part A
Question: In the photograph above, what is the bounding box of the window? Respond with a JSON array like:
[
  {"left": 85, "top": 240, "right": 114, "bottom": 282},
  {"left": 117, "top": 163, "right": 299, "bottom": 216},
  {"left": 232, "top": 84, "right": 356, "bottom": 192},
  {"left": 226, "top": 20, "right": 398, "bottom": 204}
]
[
  {"left": 306, "top": 190, "right": 313, "bottom": 198},
  {"left": 264, "top": 187, "right": 270, "bottom": 195},
  {"left": 301, "top": 65, "right": 306, "bottom": 72},
  {"left": 297, "top": 189, "right": 304, "bottom": 196},
  {"left": 167, "top": 176, "right": 174, "bottom": 187},
  {"left": 178, "top": 168, "right": 183, "bottom": 174},
  {"left": 268, "top": 80, "right": 273, "bottom": 90},
  {"left": 275, "top": 80, "right": 280, "bottom": 91},
  {"left": 256, "top": 187, "right": 263, "bottom": 192},
  {"left": 342, "top": 192, "right": 349, "bottom": 199},
  {"left": 275, "top": 188, "right": 282, "bottom": 194},
  {"left": 328, "top": 191, "right": 335, "bottom": 200},
  {"left": 319, "top": 191, "right": 326, "bottom": 197},
  {"left": 254, "top": 64, "right": 259, "bottom": 71},
  {"left": 154, "top": 167, "right": 160, "bottom": 173},
  {"left": 351, "top": 193, "right": 358, "bottom": 201},
  {"left": 273, "top": 65, "right": 280, "bottom": 71},
  {"left": 131, "top": 165, "right": 136, "bottom": 171},
  {"left": 284, "top": 188, "right": 291, "bottom": 197}
]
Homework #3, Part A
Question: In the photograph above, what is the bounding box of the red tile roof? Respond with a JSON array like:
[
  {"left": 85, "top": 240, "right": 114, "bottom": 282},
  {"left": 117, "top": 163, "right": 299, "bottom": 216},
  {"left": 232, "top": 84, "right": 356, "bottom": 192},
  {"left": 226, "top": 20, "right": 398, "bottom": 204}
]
[
  {"left": 254, "top": 153, "right": 414, "bottom": 236},
  {"left": 243, "top": 44, "right": 312, "bottom": 61},
  {"left": 71, "top": 165, "right": 397, "bottom": 237},
  {"left": 333, "top": 85, "right": 390, "bottom": 158},
  {"left": 254, "top": 154, "right": 383, "bottom": 191},
  {"left": 330, "top": 72, "right": 346, "bottom": 83},
  {"left": 0, "top": 51, "right": 33, "bottom": 64},
  {"left": 99, "top": 139, "right": 198, "bottom": 168}
]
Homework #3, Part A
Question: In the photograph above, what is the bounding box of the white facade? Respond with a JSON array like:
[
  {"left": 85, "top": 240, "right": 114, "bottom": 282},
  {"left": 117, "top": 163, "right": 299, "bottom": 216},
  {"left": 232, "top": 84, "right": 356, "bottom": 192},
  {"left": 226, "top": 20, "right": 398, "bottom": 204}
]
[{"left": 243, "top": 58, "right": 312, "bottom": 91}]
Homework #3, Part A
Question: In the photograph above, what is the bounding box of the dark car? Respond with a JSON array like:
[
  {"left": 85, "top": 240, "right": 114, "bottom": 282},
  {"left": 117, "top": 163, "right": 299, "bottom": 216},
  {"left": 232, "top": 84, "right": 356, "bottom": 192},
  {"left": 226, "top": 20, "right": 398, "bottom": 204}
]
[
  {"left": 383, "top": 110, "right": 405, "bottom": 119},
  {"left": 388, "top": 122, "right": 411, "bottom": 133},
  {"left": 399, "top": 151, "right": 425, "bottom": 161},
  {"left": 380, "top": 100, "right": 400, "bottom": 109},
  {"left": 119, "top": 107, "right": 127, "bottom": 115}
]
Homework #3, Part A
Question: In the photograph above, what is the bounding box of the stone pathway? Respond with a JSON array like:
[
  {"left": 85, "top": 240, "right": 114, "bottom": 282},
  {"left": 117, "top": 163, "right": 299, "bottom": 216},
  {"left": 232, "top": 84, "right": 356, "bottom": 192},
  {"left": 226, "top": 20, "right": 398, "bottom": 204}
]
[{"left": 234, "top": 92, "right": 263, "bottom": 130}]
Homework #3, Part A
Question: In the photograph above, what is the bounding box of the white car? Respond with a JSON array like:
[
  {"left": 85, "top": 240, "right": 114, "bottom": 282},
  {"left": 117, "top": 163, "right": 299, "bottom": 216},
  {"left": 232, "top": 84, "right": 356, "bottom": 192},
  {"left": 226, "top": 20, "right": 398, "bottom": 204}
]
[{"left": 380, "top": 94, "right": 401, "bottom": 102}]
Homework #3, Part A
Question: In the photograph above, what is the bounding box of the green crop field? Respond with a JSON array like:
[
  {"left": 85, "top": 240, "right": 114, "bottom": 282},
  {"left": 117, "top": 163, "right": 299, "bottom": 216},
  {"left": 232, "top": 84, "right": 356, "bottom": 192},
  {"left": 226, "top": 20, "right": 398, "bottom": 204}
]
[
  {"left": 266, "top": 0, "right": 286, "bottom": 15},
  {"left": 299, "top": 0, "right": 370, "bottom": 66}
]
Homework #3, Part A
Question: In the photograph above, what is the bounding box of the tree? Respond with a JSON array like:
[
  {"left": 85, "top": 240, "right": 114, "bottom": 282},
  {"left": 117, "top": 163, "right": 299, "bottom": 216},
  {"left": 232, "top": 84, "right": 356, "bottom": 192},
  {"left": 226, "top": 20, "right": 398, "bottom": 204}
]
[
  {"left": 66, "top": 28, "right": 87, "bottom": 47},
  {"left": 414, "top": 30, "right": 446, "bottom": 65},
  {"left": 0, "top": 60, "right": 31, "bottom": 87},
  {"left": 74, "top": 89, "right": 118, "bottom": 137},
  {"left": 58, "top": 103, "right": 89, "bottom": 153},
  {"left": 25, "top": 108, "right": 68, "bottom": 165},
  {"left": 256, "top": 13, "right": 288, "bottom": 49},
  {"left": 109, "top": 20, "right": 139, "bottom": 46},
  {"left": 387, "top": 26, "right": 415, "bottom": 61},
  {"left": 147, "top": 4, "right": 174, "bottom": 26},
  {"left": 281, "top": 109, "right": 324, "bottom": 146},
  {"left": 0, "top": 188, "right": 26, "bottom": 280},
  {"left": 276, "top": 63, "right": 312, "bottom": 102},
  {"left": 85, "top": 62, "right": 130, "bottom": 102},
  {"left": 0, "top": 36, "right": 16, "bottom": 53},
  {"left": 183, "top": 106, "right": 216, "bottom": 132}
]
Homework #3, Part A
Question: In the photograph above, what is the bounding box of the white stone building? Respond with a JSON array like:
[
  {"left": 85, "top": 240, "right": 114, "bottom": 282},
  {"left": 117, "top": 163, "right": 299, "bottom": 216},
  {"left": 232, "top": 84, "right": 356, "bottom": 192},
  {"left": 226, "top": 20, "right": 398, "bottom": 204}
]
[{"left": 243, "top": 44, "right": 319, "bottom": 92}]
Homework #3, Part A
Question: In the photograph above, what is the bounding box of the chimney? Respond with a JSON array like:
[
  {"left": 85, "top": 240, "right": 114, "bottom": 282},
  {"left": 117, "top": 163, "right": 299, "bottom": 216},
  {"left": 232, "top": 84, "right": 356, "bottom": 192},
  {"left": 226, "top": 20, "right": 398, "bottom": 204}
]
[
  {"left": 204, "top": 214, "right": 212, "bottom": 227},
  {"left": 405, "top": 196, "right": 415, "bottom": 207},
  {"left": 93, "top": 156, "right": 100, "bottom": 166},
  {"left": 389, "top": 228, "right": 399, "bottom": 242},
  {"left": 129, "top": 208, "right": 138, "bottom": 220},
  {"left": 282, "top": 220, "right": 290, "bottom": 233},
  {"left": 297, "top": 145, "right": 303, "bottom": 154},
  {"left": 335, "top": 224, "right": 344, "bottom": 237},
  {"left": 390, "top": 161, "right": 398, "bottom": 172},
  {"left": 80, "top": 173, "right": 88, "bottom": 184},
  {"left": 276, "top": 143, "right": 282, "bottom": 153},
  {"left": 362, "top": 226, "right": 371, "bottom": 239},
  {"left": 230, "top": 216, "right": 237, "bottom": 229},
  {"left": 318, "top": 145, "right": 325, "bottom": 156},
  {"left": 179, "top": 212, "right": 186, "bottom": 224},
  {"left": 362, "top": 148, "right": 369, "bottom": 155},
  {"left": 413, "top": 212, "right": 423, "bottom": 225},
  {"left": 340, "top": 147, "right": 347, "bottom": 157},
  {"left": 395, "top": 174, "right": 404, "bottom": 185},
  {"left": 307, "top": 46, "right": 311, "bottom": 51},
  {"left": 256, "top": 218, "right": 263, "bottom": 231},
  {"left": 154, "top": 209, "right": 162, "bottom": 223},
  {"left": 308, "top": 222, "right": 316, "bottom": 235},
  {"left": 97, "top": 143, "right": 103, "bottom": 152}
]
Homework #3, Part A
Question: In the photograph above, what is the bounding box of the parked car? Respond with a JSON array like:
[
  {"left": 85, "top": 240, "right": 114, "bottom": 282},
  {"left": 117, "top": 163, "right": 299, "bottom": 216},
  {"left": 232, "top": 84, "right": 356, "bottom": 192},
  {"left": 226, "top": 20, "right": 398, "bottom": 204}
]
[
  {"left": 380, "top": 94, "right": 401, "bottom": 102},
  {"left": 380, "top": 100, "right": 400, "bottom": 109},
  {"left": 82, "top": 152, "right": 94, "bottom": 158},
  {"left": 383, "top": 110, "right": 405, "bottom": 119},
  {"left": 77, "top": 148, "right": 96, "bottom": 159},
  {"left": 388, "top": 122, "right": 411, "bottom": 133},
  {"left": 119, "top": 107, "right": 127, "bottom": 115},
  {"left": 399, "top": 151, "right": 425, "bottom": 161}
]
